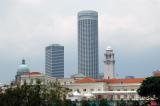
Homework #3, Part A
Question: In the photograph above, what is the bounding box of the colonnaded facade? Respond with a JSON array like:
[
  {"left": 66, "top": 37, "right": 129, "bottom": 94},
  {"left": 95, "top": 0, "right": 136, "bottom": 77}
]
[{"left": 19, "top": 72, "right": 147, "bottom": 101}]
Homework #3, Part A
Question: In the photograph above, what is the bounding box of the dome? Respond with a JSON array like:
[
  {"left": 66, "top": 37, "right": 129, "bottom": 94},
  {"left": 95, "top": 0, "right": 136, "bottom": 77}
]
[
  {"left": 71, "top": 73, "right": 86, "bottom": 78},
  {"left": 106, "top": 46, "right": 112, "bottom": 51},
  {"left": 18, "top": 64, "right": 29, "bottom": 72},
  {"left": 17, "top": 59, "right": 29, "bottom": 75}
]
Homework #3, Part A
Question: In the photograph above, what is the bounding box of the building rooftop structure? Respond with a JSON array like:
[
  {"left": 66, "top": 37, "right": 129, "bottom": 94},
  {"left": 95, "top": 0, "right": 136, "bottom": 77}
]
[
  {"left": 153, "top": 70, "right": 160, "bottom": 77},
  {"left": 20, "top": 72, "right": 45, "bottom": 85},
  {"left": 71, "top": 73, "right": 86, "bottom": 78},
  {"left": 75, "top": 77, "right": 145, "bottom": 84},
  {"left": 106, "top": 46, "right": 112, "bottom": 51},
  {"left": 98, "top": 78, "right": 145, "bottom": 84},
  {"left": 22, "top": 72, "right": 42, "bottom": 76},
  {"left": 17, "top": 59, "right": 29, "bottom": 75},
  {"left": 76, "top": 77, "right": 97, "bottom": 83}
]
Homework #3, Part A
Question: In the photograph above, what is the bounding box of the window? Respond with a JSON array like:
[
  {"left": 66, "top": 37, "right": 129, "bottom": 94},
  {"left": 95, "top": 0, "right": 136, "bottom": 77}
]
[
  {"left": 83, "top": 89, "right": 86, "bottom": 91},
  {"left": 90, "top": 89, "right": 94, "bottom": 91},
  {"left": 124, "top": 95, "right": 127, "bottom": 99},
  {"left": 131, "top": 95, "right": 134, "bottom": 99},
  {"left": 77, "top": 89, "right": 80, "bottom": 92},
  {"left": 117, "top": 95, "right": 120, "bottom": 99},
  {"left": 124, "top": 89, "right": 127, "bottom": 91}
]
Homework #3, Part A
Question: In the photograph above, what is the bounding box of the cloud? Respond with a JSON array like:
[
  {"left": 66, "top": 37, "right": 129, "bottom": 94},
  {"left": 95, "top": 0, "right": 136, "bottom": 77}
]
[{"left": 0, "top": 0, "right": 160, "bottom": 83}]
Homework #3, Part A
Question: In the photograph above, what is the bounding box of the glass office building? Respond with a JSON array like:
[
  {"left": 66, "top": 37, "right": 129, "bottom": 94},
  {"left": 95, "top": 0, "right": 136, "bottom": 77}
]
[
  {"left": 78, "top": 10, "right": 99, "bottom": 79},
  {"left": 45, "top": 44, "right": 64, "bottom": 78}
]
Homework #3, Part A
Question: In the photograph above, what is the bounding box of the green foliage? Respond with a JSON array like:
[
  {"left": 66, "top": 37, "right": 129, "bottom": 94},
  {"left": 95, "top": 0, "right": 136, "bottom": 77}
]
[
  {"left": 127, "top": 100, "right": 139, "bottom": 106},
  {"left": 0, "top": 80, "right": 71, "bottom": 106},
  {"left": 117, "top": 99, "right": 126, "bottom": 106},
  {"left": 132, "top": 100, "right": 139, "bottom": 106},
  {"left": 137, "top": 76, "right": 160, "bottom": 103},
  {"left": 99, "top": 99, "right": 110, "bottom": 106},
  {"left": 81, "top": 100, "right": 90, "bottom": 106}
]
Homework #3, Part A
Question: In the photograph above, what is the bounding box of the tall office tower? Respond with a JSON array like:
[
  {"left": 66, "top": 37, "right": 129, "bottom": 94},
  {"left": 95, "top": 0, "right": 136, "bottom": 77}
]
[
  {"left": 45, "top": 44, "right": 64, "bottom": 78},
  {"left": 78, "top": 10, "right": 99, "bottom": 79},
  {"left": 104, "top": 46, "right": 115, "bottom": 79}
]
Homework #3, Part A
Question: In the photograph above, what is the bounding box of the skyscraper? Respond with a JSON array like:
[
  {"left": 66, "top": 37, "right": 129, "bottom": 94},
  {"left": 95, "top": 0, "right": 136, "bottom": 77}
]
[
  {"left": 104, "top": 46, "right": 115, "bottom": 79},
  {"left": 78, "top": 10, "right": 99, "bottom": 79},
  {"left": 45, "top": 44, "right": 64, "bottom": 78}
]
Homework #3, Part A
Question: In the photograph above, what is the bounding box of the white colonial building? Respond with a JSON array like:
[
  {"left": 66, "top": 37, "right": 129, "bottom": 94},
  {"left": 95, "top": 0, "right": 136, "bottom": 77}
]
[
  {"left": 18, "top": 71, "right": 146, "bottom": 101},
  {"left": 64, "top": 77, "right": 145, "bottom": 100}
]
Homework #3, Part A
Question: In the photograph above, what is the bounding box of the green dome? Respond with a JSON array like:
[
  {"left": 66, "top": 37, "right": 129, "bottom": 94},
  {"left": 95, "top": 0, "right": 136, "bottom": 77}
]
[
  {"left": 17, "top": 59, "right": 30, "bottom": 75},
  {"left": 71, "top": 73, "right": 86, "bottom": 78}
]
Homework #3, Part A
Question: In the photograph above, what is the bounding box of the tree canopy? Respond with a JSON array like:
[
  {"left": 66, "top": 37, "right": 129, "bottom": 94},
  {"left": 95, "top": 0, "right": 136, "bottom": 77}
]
[
  {"left": 137, "top": 76, "right": 160, "bottom": 103},
  {"left": 0, "top": 80, "right": 71, "bottom": 106}
]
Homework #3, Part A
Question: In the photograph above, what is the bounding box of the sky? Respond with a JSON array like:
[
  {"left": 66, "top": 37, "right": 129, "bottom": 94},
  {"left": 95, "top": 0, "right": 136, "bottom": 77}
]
[{"left": 0, "top": 0, "right": 160, "bottom": 83}]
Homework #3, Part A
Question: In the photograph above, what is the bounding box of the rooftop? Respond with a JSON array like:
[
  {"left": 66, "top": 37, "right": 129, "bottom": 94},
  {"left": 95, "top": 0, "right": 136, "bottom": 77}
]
[
  {"left": 97, "top": 78, "right": 145, "bottom": 84},
  {"left": 71, "top": 73, "right": 86, "bottom": 78},
  {"left": 76, "top": 77, "right": 145, "bottom": 84},
  {"left": 106, "top": 46, "right": 112, "bottom": 51},
  {"left": 76, "top": 77, "right": 97, "bottom": 83},
  {"left": 22, "top": 72, "right": 43, "bottom": 76}
]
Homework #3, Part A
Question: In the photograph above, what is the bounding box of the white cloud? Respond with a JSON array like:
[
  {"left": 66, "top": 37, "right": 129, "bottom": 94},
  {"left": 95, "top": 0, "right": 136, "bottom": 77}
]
[
  {"left": 15, "top": 0, "right": 46, "bottom": 6},
  {"left": 0, "top": 0, "right": 160, "bottom": 82}
]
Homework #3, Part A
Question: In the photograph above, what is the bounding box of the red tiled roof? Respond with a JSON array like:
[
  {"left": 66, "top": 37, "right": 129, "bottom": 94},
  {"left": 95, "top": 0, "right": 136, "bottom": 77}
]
[
  {"left": 97, "top": 78, "right": 145, "bottom": 84},
  {"left": 76, "top": 77, "right": 145, "bottom": 84},
  {"left": 24, "top": 72, "right": 42, "bottom": 76},
  {"left": 76, "top": 77, "right": 97, "bottom": 83}
]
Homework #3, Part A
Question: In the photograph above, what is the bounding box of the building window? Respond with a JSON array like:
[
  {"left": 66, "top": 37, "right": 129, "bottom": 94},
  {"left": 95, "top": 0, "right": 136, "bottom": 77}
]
[
  {"left": 90, "top": 89, "right": 94, "bottom": 91},
  {"left": 117, "top": 89, "right": 120, "bottom": 91},
  {"left": 117, "top": 95, "right": 120, "bottom": 99},
  {"left": 98, "top": 89, "right": 101, "bottom": 91},
  {"left": 83, "top": 89, "right": 86, "bottom": 91},
  {"left": 131, "top": 89, "right": 134, "bottom": 91},
  {"left": 77, "top": 89, "right": 80, "bottom": 92},
  {"left": 124, "top": 95, "right": 127, "bottom": 99},
  {"left": 131, "top": 95, "right": 134, "bottom": 99},
  {"left": 124, "top": 89, "right": 127, "bottom": 91}
]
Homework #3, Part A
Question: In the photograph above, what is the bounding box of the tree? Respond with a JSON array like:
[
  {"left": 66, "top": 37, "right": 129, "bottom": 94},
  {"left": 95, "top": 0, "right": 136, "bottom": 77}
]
[
  {"left": 117, "top": 99, "right": 126, "bottom": 106},
  {"left": 137, "top": 76, "right": 160, "bottom": 104},
  {"left": 81, "top": 100, "right": 90, "bottom": 106},
  {"left": 46, "top": 81, "right": 71, "bottom": 106},
  {"left": 0, "top": 80, "right": 71, "bottom": 106},
  {"left": 132, "top": 100, "right": 139, "bottom": 106},
  {"left": 127, "top": 99, "right": 140, "bottom": 106},
  {"left": 99, "top": 99, "right": 110, "bottom": 106}
]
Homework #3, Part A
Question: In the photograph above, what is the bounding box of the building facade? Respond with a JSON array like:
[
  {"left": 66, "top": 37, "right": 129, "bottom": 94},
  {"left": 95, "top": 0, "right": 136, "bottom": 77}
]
[
  {"left": 20, "top": 72, "right": 45, "bottom": 85},
  {"left": 104, "top": 46, "right": 115, "bottom": 79},
  {"left": 65, "top": 77, "right": 145, "bottom": 101},
  {"left": 78, "top": 10, "right": 99, "bottom": 79},
  {"left": 17, "top": 71, "right": 148, "bottom": 101},
  {"left": 45, "top": 44, "right": 64, "bottom": 78}
]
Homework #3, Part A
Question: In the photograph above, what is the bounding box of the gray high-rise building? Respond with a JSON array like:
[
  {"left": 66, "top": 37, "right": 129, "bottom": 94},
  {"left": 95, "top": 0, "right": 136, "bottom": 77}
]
[
  {"left": 78, "top": 10, "right": 99, "bottom": 79},
  {"left": 45, "top": 44, "right": 64, "bottom": 78}
]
